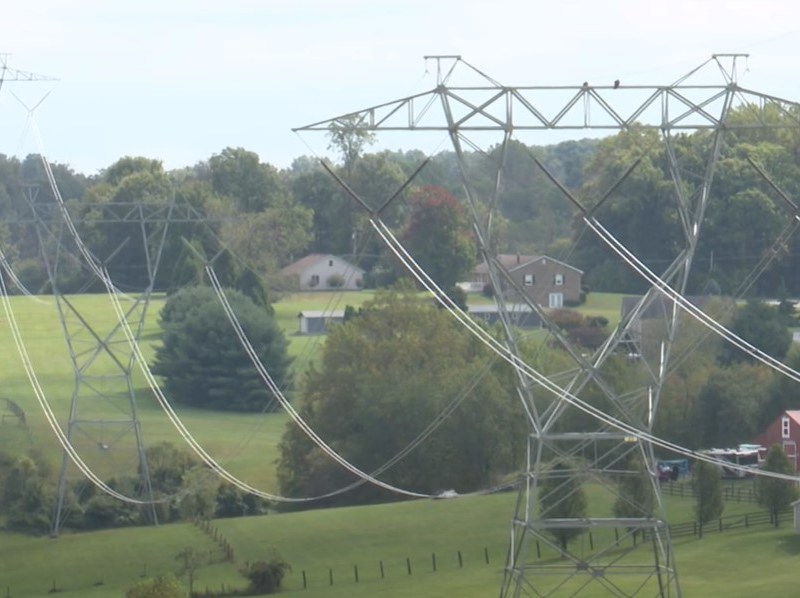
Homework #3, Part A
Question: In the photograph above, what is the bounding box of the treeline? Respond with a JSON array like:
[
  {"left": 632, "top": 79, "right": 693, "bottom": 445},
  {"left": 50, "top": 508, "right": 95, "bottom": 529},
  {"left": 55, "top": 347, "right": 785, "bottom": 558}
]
[
  {"left": 2, "top": 104, "right": 800, "bottom": 298},
  {"left": 0, "top": 442, "right": 267, "bottom": 535}
]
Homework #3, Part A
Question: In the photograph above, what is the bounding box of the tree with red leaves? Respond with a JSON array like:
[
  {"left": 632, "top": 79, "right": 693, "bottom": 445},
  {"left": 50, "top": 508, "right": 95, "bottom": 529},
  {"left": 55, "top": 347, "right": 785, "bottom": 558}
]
[{"left": 401, "top": 185, "right": 476, "bottom": 292}]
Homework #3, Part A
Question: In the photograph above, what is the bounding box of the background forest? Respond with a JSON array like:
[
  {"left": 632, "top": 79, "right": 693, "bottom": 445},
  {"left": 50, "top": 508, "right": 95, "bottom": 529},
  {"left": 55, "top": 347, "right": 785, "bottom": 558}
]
[{"left": 1, "top": 103, "right": 799, "bottom": 299}]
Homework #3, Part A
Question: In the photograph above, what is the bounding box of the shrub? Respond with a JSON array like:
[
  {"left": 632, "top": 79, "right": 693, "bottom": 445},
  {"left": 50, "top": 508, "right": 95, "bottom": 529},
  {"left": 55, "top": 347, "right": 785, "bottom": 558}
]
[
  {"left": 240, "top": 553, "right": 292, "bottom": 594},
  {"left": 327, "top": 273, "right": 345, "bottom": 288}
]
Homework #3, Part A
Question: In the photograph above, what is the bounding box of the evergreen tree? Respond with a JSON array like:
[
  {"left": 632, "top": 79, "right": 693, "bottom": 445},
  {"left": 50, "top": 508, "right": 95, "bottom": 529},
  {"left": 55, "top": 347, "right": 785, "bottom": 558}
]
[{"left": 151, "top": 286, "right": 291, "bottom": 412}]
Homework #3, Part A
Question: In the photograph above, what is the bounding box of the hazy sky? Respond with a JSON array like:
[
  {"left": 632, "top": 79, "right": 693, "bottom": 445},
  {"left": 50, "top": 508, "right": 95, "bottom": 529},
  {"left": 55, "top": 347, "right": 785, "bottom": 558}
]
[{"left": 1, "top": 0, "right": 798, "bottom": 175}]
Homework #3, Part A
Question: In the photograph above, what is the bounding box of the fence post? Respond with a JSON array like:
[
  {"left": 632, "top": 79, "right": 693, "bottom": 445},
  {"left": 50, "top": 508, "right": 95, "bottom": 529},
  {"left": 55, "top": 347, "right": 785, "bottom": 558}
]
[
  {"left": 354, "top": 564, "right": 359, "bottom": 583},
  {"left": 432, "top": 553, "right": 437, "bottom": 572},
  {"left": 380, "top": 560, "right": 385, "bottom": 579},
  {"left": 458, "top": 550, "right": 463, "bottom": 568},
  {"left": 485, "top": 547, "right": 490, "bottom": 564},
  {"left": 589, "top": 532, "right": 594, "bottom": 550},
  {"left": 329, "top": 568, "right": 333, "bottom": 586},
  {"left": 536, "top": 540, "right": 541, "bottom": 558},
  {"left": 407, "top": 557, "right": 412, "bottom": 576},
  {"left": 302, "top": 570, "right": 307, "bottom": 589}
]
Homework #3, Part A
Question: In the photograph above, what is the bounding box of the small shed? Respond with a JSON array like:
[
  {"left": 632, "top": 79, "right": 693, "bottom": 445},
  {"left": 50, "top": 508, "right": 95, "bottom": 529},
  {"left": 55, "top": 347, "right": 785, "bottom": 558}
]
[{"left": 297, "top": 310, "right": 345, "bottom": 335}]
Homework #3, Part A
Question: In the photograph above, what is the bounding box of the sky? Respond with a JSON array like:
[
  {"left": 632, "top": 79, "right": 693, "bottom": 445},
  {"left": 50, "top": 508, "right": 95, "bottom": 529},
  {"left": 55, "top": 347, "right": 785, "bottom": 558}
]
[{"left": 1, "top": 0, "right": 799, "bottom": 176}]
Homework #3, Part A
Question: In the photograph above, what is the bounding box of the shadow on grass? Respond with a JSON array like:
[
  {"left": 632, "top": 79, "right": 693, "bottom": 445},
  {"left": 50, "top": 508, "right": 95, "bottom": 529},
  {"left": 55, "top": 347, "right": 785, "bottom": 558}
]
[{"left": 777, "top": 532, "right": 800, "bottom": 555}]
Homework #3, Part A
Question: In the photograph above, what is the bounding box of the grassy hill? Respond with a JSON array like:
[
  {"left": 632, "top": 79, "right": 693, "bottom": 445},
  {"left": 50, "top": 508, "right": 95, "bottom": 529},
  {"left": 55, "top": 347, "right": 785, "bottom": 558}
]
[
  {"left": 9, "top": 290, "right": 788, "bottom": 597},
  {"left": 0, "top": 488, "right": 796, "bottom": 597}
]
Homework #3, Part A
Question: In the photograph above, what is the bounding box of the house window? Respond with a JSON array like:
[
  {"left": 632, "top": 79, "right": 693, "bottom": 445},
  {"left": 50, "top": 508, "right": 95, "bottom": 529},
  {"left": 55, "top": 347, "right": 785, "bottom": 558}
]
[
  {"left": 554, "top": 273, "right": 564, "bottom": 286},
  {"left": 548, "top": 293, "right": 563, "bottom": 308},
  {"left": 309, "top": 274, "right": 320, "bottom": 287},
  {"left": 523, "top": 274, "right": 535, "bottom": 286},
  {"left": 782, "top": 416, "right": 791, "bottom": 439}
]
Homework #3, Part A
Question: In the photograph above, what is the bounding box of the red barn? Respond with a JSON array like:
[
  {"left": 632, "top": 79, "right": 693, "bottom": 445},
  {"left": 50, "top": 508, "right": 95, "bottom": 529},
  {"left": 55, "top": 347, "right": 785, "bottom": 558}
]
[{"left": 753, "top": 410, "right": 800, "bottom": 472}]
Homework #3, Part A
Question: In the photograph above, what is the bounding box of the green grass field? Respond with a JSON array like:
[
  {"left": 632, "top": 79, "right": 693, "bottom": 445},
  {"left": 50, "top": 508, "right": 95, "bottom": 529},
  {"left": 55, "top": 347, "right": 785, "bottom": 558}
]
[
  {"left": 1, "top": 291, "right": 793, "bottom": 596},
  {"left": 0, "top": 488, "right": 794, "bottom": 597}
]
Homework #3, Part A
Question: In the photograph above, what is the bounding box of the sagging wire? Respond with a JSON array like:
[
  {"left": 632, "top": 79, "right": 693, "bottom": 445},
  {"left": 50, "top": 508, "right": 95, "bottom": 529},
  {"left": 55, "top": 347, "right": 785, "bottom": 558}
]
[
  {"left": 25, "top": 111, "right": 458, "bottom": 503},
  {"left": 208, "top": 262, "right": 516, "bottom": 497},
  {"left": 0, "top": 251, "right": 148, "bottom": 504},
  {"left": 371, "top": 218, "right": 800, "bottom": 483}
]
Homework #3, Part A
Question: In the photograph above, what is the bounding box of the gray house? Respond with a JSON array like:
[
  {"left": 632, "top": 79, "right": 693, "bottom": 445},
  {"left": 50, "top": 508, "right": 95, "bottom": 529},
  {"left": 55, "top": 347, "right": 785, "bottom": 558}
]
[
  {"left": 280, "top": 254, "right": 365, "bottom": 292},
  {"left": 472, "top": 254, "right": 583, "bottom": 308}
]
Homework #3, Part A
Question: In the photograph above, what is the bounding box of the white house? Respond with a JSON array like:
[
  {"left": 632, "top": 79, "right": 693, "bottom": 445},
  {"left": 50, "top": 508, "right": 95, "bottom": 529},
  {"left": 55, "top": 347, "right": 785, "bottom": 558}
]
[{"left": 280, "top": 254, "right": 365, "bottom": 291}]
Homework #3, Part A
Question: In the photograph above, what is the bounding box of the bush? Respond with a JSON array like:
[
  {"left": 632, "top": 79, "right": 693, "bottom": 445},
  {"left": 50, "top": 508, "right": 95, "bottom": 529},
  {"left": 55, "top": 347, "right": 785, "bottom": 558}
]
[
  {"left": 549, "top": 308, "right": 584, "bottom": 330},
  {"left": 240, "top": 553, "right": 291, "bottom": 594},
  {"left": 327, "top": 273, "right": 345, "bottom": 288}
]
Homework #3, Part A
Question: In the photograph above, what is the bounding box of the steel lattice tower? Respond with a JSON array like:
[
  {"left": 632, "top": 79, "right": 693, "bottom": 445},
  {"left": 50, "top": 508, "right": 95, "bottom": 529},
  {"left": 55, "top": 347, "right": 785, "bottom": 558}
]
[
  {"left": 19, "top": 192, "right": 211, "bottom": 534},
  {"left": 296, "top": 55, "right": 800, "bottom": 597}
]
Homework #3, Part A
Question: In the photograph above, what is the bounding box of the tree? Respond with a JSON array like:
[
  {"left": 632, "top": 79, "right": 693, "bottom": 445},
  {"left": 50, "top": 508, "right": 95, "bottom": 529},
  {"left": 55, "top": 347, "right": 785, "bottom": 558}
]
[
  {"left": 400, "top": 185, "right": 476, "bottom": 292},
  {"left": 240, "top": 552, "right": 292, "bottom": 594},
  {"left": 209, "top": 147, "right": 285, "bottom": 212},
  {"left": 692, "top": 459, "right": 724, "bottom": 533},
  {"left": 175, "top": 546, "right": 204, "bottom": 595},
  {"left": 277, "top": 287, "right": 522, "bottom": 506},
  {"left": 718, "top": 299, "right": 792, "bottom": 365},
  {"left": 179, "top": 466, "right": 219, "bottom": 520},
  {"left": 612, "top": 453, "right": 654, "bottom": 542},
  {"left": 1, "top": 452, "right": 55, "bottom": 534},
  {"left": 573, "top": 126, "right": 678, "bottom": 293},
  {"left": 537, "top": 458, "right": 588, "bottom": 552},
  {"left": 763, "top": 345, "right": 800, "bottom": 427},
  {"left": 756, "top": 444, "right": 798, "bottom": 527},
  {"left": 690, "top": 363, "right": 772, "bottom": 449},
  {"left": 327, "top": 114, "right": 375, "bottom": 177},
  {"left": 151, "top": 286, "right": 292, "bottom": 412}
]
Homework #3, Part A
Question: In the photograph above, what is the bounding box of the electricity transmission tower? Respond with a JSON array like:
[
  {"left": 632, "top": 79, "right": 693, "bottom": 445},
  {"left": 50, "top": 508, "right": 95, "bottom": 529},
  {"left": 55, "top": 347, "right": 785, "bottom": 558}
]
[
  {"left": 296, "top": 54, "right": 800, "bottom": 596},
  {"left": 0, "top": 54, "right": 57, "bottom": 90},
  {"left": 19, "top": 191, "right": 211, "bottom": 534}
]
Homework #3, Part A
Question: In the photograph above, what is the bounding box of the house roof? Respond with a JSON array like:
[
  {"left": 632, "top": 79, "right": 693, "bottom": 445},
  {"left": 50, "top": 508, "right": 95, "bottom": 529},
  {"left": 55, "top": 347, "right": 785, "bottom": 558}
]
[
  {"left": 474, "top": 254, "right": 583, "bottom": 275},
  {"left": 468, "top": 303, "right": 534, "bottom": 314},
  {"left": 280, "top": 254, "right": 364, "bottom": 276},
  {"left": 786, "top": 411, "right": 800, "bottom": 426},
  {"left": 297, "top": 310, "right": 345, "bottom": 318}
]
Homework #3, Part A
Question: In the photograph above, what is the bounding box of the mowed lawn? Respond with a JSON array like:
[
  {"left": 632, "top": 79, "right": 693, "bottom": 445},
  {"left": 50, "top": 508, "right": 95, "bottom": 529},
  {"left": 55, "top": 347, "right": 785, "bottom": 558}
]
[
  {"left": 0, "top": 488, "right": 795, "bottom": 598},
  {"left": 5, "top": 290, "right": 786, "bottom": 597}
]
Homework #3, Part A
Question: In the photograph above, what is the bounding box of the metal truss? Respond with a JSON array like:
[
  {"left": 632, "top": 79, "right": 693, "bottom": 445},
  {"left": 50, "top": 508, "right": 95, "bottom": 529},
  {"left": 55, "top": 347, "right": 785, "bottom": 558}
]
[
  {"left": 296, "top": 55, "right": 800, "bottom": 597},
  {"left": 0, "top": 54, "right": 57, "bottom": 91},
  {"left": 18, "top": 193, "right": 211, "bottom": 534}
]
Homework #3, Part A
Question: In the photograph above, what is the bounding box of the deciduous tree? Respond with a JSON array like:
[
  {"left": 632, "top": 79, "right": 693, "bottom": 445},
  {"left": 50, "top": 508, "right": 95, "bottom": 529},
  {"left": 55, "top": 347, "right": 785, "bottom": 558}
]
[
  {"left": 756, "top": 444, "right": 798, "bottom": 527},
  {"left": 693, "top": 459, "right": 724, "bottom": 531},
  {"left": 400, "top": 185, "right": 476, "bottom": 291},
  {"left": 537, "top": 458, "right": 588, "bottom": 552},
  {"left": 277, "top": 287, "right": 522, "bottom": 506}
]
